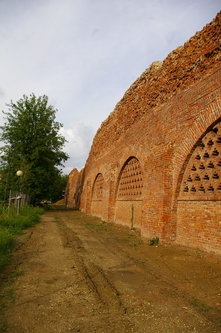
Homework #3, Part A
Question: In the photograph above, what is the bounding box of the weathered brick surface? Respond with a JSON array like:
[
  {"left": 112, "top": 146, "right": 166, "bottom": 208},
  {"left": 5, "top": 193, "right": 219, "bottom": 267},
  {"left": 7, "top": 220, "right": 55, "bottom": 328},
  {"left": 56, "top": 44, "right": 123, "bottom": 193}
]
[
  {"left": 177, "top": 201, "right": 221, "bottom": 253},
  {"left": 67, "top": 12, "right": 221, "bottom": 254},
  {"left": 65, "top": 168, "right": 84, "bottom": 208}
]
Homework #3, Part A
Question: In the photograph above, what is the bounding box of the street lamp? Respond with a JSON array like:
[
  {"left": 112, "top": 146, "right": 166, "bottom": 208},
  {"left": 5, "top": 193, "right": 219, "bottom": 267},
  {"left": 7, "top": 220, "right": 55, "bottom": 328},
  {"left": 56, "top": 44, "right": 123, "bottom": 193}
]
[
  {"left": 16, "top": 170, "right": 23, "bottom": 196},
  {"left": 16, "top": 170, "right": 23, "bottom": 214},
  {"left": 16, "top": 170, "right": 23, "bottom": 177}
]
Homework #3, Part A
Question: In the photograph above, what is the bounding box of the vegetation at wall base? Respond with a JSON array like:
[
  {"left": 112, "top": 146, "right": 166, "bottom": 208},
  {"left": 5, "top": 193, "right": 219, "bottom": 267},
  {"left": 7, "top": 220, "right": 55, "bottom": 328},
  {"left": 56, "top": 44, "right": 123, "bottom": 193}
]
[
  {"left": 0, "top": 205, "right": 44, "bottom": 273},
  {"left": 149, "top": 236, "right": 159, "bottom": 246}
]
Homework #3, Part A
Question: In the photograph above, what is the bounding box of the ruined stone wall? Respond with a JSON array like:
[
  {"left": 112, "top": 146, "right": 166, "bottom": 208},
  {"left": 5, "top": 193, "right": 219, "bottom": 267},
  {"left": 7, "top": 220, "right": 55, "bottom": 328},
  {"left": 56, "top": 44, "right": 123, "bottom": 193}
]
[
  {"left": 67, "top": 12, "right": 221, "bottom": 254},
  {"left": 65, "top": 168, "right": 85, "bottom": 208},
  {"left": 65, "top": 168, "right": 79, "bottom": 207},
  {"left": 89, "top": 12, "right": 221, "bottom": 161}
]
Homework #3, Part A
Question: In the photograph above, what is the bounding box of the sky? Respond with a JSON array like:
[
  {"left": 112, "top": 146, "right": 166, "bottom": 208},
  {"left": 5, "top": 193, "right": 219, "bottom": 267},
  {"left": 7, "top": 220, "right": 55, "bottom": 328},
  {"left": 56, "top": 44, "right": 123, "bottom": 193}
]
[{"left": 0, "top": 0, "right": 220, "bottom": 174}]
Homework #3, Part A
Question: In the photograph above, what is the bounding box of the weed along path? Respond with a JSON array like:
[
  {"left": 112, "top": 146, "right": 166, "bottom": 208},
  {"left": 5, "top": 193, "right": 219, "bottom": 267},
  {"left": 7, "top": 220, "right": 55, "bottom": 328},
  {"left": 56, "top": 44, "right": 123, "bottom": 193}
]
[{"left": 1, "top": 210, "right": 221, "bottom": 333}]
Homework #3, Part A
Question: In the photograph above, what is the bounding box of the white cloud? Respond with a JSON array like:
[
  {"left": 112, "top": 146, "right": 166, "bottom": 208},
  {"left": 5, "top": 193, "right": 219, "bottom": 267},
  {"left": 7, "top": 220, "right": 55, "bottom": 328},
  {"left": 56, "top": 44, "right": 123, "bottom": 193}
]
[
  {"left": 60, "top": 122, "right": 95, "bottom": 174},
  {"left": 0, "top": 0, "right": 220, "bottom": 174}
]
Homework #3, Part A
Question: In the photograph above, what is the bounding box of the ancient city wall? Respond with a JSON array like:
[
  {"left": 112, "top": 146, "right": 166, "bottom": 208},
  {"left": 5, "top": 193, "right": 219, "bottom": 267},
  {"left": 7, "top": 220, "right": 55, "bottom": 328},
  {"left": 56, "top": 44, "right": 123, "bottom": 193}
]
[
  {"left": 67, "top": 12, "right": 221, "bottom": 254},
  {"left": 66, "top": 168, "right": 84, "bottom": 208},
  {"left": 89, "top": 12, "right": 221, "bottom": 160}
]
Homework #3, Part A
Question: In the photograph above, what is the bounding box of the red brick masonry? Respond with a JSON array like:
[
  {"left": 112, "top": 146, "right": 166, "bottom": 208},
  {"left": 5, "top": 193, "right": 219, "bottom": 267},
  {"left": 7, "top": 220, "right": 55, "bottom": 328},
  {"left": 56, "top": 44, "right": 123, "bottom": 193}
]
[{"left": 66, "top": 12, "right": 221, "bottom": 254}]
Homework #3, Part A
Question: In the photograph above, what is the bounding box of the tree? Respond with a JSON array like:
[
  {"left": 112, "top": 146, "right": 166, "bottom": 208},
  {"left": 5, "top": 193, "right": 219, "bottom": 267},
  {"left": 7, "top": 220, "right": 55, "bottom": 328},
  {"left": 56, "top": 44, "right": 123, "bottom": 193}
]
[{"left": 0, "top": 93, "right": 69, "bottom": 204}]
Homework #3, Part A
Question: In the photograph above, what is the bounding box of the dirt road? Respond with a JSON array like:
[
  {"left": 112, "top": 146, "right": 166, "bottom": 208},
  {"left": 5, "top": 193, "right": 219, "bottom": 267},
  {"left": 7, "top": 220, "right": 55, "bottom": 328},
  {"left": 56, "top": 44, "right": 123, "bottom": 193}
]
[{"left": 1, "top": 210, "right": 221, "bottom": 332}]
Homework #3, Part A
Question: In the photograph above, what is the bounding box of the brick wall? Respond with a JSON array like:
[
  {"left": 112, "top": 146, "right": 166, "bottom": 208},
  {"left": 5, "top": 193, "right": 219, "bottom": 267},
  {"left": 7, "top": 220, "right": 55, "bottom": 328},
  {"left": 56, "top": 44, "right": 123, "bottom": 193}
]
[
  {"left": 65, "top": 168, "right": 84, "bottom": 208},
  {"left": 67, "top": 11, "right": 221, "bottom": 254},
  {"left": 177, "top": 201, "right": 221, "bottom": 254}
]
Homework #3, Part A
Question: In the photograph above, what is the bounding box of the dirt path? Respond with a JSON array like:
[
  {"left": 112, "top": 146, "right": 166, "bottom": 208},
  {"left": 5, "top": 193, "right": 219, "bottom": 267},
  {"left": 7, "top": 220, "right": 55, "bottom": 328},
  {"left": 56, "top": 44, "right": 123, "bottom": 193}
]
[{"left": 0, "top": 210, "right": 221, "bottom": 332}]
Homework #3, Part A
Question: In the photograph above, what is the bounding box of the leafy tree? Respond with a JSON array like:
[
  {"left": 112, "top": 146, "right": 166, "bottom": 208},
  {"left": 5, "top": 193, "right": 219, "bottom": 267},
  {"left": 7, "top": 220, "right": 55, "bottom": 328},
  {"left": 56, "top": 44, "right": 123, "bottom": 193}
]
[
  {"left": 0, "top": 94, "right": 69, "bottom": 204},
  {"left": 47, "top": 173, "right": 69, "bottom": 203}
]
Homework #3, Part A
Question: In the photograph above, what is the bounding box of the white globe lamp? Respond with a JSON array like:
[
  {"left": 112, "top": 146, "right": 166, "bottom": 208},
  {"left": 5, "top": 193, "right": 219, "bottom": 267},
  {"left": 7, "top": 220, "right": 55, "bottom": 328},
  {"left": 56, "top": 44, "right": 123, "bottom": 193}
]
[{"left": 16, "top": 170, "right": 23, "bottom": 177}]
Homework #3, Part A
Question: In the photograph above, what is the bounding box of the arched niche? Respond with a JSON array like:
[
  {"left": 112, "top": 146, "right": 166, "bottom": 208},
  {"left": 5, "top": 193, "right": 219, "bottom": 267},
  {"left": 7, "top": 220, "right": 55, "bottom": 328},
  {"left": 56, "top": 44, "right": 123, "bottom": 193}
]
[
  {"left": 177, "top": 121, "right": 221, "bottom": 254},
  {"left": 115, "top": 157, "right": 143, "bottom": 229},
  {"left": 91, "top": 173, "right": 104, "bottom": 218}
]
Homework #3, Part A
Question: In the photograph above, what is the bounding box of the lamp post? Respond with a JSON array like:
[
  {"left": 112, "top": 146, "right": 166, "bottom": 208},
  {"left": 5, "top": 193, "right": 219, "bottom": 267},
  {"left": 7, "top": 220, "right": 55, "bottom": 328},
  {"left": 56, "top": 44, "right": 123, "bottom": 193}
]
[
  {"left": 0, "top": 174, "right": 2, "bottom": 205},
  {"left": 16, "top": 170, "right": 23, "bottom": 178},
  {"left": 16, "top": 170, "right": 23, "bottom": 214}
]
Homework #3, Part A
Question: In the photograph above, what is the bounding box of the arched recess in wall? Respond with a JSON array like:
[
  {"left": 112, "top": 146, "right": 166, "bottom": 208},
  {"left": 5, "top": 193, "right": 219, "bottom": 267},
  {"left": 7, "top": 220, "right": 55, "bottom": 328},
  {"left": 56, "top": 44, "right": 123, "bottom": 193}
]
[
  {"left": 91, "top": 173, "right": 104, "bottom": 218},
  {"left": 115, "top": 156, "right": 143, "bottom": 228},
  {"left": 173, "top": 96, "right": 221, "bottom": 207},
  {"left": 176, "top": 119, "right": 221, "bottom": 253}
]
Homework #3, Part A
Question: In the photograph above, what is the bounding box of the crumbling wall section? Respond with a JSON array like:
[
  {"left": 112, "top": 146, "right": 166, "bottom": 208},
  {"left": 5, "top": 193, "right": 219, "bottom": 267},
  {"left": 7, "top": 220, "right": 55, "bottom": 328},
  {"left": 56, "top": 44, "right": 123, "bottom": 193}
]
[
  {"left": 90, "top": 12, "right": 221, "bottom": 160},
  {"left": 66, "top": 168, "right": 85, "bottom": 208},
  {"left": 65, "top": 168, "right": 79, "bottom": 207},
  {"left": 67, "top": 12, "right": 221, "bottom": 254}
]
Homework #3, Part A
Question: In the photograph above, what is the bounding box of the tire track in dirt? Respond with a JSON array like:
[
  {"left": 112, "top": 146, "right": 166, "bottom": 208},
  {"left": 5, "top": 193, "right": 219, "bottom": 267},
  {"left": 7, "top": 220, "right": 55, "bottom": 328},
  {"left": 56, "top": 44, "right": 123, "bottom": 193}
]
[
  {"left": 57, "top": 215, "right": 127, "bottom": 314},
  {"left": 54, "top": 210, "right": 221, "bottom": 333},
  {"left": 1, "top": 210, "right": 221, "bottom": 333}
]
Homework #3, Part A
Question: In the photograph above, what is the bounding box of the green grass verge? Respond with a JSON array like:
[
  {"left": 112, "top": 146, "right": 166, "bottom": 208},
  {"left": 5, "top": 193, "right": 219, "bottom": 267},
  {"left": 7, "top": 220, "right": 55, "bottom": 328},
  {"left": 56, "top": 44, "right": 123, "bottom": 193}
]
[{"left": 0, "top": 205, "right": 44, "bottom": 273}]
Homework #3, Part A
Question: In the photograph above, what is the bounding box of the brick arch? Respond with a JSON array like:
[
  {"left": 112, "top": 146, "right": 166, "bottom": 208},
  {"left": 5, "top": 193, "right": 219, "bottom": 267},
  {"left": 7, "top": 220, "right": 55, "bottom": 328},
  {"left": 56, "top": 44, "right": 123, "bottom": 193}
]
[
  {"left": 174, "top": 96, "right": 221, "bottom": 253},
  {"left": 173, "top": 96, "right": 221, "bottom": 208},
  {"left": 114, "top": 156, "right": 143, "bottom": 228},
  {"left": 179, "top": 123, "right": 221, "bottom": 200},
  {"left": 92, "top": 173, "right": 104, "bottom": 201},
  {"left": 91, "top": 173, "right": 104, "bottom": 218},
  {"left": 116, "top": 156, "right": 143, "bottom": 200}
]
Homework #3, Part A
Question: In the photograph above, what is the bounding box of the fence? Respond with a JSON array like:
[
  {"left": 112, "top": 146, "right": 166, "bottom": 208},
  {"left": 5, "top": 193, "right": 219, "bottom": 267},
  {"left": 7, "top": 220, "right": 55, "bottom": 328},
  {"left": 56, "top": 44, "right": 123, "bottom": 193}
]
[{"left": 8, "top": 190, "right": 30, "bottom": 213}]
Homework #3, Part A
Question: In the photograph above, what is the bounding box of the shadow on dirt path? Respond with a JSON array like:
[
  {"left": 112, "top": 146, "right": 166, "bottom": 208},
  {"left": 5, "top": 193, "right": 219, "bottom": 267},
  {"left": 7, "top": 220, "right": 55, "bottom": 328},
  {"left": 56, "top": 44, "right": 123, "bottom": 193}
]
[{"left": 0, "top": 210, "right": 221, "bottom": 332}]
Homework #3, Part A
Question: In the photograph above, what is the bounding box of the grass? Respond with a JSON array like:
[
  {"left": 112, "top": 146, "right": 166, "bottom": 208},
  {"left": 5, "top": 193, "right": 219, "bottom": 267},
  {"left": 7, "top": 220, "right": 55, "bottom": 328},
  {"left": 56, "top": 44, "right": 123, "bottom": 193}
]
[
  {"left": 149, "top": 237, "right": 159, "bottom": 246},
  {"left": 3, "top": 288, "right": 15, "bottom": 303},
  {"left": 85, "top": 217, "right": 144, "bottom": 250},
  {"left": 189, "top": 297, "right": 210, "bottom": 312},
  {"left": 0, "top": 205, "right": 44, "bottom": 273},
  {"left": 0, "top": 319, "right": 7, "bottom": 332},
  {"left": 121, "top": 231, "right": 143, "bottom": 249},
  {"left": 85, "top": 220, "right": 108, "bottom": 233},
  {"left": 0, "top": 205, "right": 44, "bottom": 332},
  {"left": 0, "top": 229, "right": 14, "bottom": 254},
  {"left": 0, "top": 277, "right": 18, "bottom": 332},
  {"left": 10, "top": 266, "right": 24, "bottom": 283},
  {"left": 0, "top": 269, "right": 23, "bottom": 332}
]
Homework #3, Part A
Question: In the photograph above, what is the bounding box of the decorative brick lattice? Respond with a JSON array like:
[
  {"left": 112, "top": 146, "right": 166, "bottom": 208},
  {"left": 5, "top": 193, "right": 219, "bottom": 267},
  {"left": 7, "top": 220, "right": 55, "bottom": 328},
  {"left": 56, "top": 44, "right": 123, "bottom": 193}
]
[
  {"left": 117, "top": 157, "right": 143, "bottom": 200},
  {"left": 92, "top": 173, "right": 104, "bottom": 201},
  {"left": 180, "top": 122, "right": 221, "bottom": 200}
]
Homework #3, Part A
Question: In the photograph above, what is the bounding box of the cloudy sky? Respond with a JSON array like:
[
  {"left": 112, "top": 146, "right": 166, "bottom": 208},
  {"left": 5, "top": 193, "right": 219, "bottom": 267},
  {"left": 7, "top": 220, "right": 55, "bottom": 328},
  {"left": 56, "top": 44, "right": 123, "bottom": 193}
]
[{"left": 0, "top": 0, "right": 220, "bottom": 174}]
